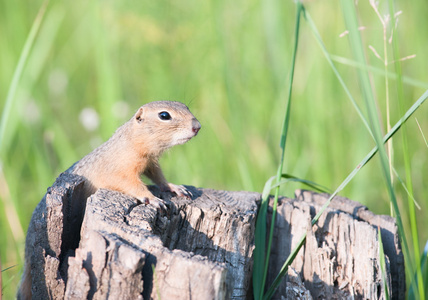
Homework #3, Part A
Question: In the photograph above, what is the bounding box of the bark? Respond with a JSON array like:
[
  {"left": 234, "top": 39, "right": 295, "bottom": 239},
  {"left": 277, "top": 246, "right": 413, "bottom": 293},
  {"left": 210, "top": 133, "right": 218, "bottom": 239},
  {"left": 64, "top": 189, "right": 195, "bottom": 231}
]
[
  {"left": 22, "top": 173, "right": 404, "bottom": 299},
  {"left": 266, "top": 190, "right": 405, "bottom": 299}
]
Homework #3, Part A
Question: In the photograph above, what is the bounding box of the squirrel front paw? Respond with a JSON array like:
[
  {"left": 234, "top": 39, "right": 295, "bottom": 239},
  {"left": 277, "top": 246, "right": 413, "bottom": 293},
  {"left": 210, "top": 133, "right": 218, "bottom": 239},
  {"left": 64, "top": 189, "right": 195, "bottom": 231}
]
[
  {"left": 161, "top": 183, "right": 192, "bottom": 199},
  {"left": 138, "top": 195, "right": 167, "bottom": 210}
]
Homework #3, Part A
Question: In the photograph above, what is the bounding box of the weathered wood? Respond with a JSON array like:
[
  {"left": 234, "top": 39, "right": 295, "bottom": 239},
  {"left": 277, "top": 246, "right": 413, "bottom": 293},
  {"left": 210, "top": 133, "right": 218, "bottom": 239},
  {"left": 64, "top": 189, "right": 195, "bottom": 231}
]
[
  {"left": 23, "top": 173, "right": 258, "bottom": 299},
  {"left": 21, "top": 173, "right": 404, "bottom": 299},
  {"left": 266, "top": 190, "right": 404, "bottom": 299}
]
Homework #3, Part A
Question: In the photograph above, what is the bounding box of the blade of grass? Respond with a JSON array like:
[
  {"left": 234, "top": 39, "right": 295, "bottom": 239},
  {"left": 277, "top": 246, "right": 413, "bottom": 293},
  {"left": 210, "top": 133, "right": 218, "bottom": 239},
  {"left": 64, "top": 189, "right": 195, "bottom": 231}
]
[
  {"left": 261, "top": 0, "right": 284, "bottom": 90},
  {"left": 253, "top": 176, "right": 275, "bottom": 299},
  {"left": 423, "top": 241, "right": 428, "bottom": 295},
  {"left": 378, "top": 227, "right": 391, "bottom": 300},
  {"left": 303, "top": 8, "right": 372, "bottom": 138},
  {"left": 423, "top": 241, "right": 428, "bottom": 296},
  {"left": 0, "top": 167, "right": 24, "bottom": 242},
  {"left": 0, "top": 259, "right": 2, "bottom": 300},
  {"left": 387, "top": 1, "right": 424, "bottom": 297},
  {"left": 0, "top": 264, "right": 19, "bottom": 300},
  {"left": 0, "top": 0, "right": 49, "bottom": 259},
  {"left": 264, "top": 88, "right": 428, "bottom": 299},
  {"left": 409, "top": 241, "right": 428, "bottom": 299},
  {"left": 277, "top": 174, "right": 331, "bottom": 194},
  {"left": 392, "top": 168, "right": 421, "bottom": 210},
  {"left": 256, "top": 2, "right": 303, "bottom": 299},
  {"left": 263, "top": 232, "right": 306, "bottom": 300},
  {"left": 1, "top": 265, "right": 17, "bottom": 273},
  {"left": 416, "top": 118, "right": 428, "bottom": 148},
  {"left": 92, "top": 1, "right": 121, "bottom": 136},
  {"left": 330, "top": 55, "right": 428, "bottom": 89},
  {"left": 341, "top": 0, "right": 416, "bottom": 297},
  {"left": 0, "top": 0, "right": 49, "bottom": 155},
  {"left": 370, "top": 0, "right": 395, "bottom": 216}
]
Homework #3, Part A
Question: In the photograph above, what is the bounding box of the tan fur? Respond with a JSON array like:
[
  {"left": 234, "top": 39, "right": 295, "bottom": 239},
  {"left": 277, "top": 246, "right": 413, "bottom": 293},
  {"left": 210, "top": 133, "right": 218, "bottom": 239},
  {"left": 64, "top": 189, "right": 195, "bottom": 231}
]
[
  {"left": 17, "top": 101, "right": 200, "bottom": 299},
  {"left": 69, "top": 100, "right": 200, "bottom": 202}
]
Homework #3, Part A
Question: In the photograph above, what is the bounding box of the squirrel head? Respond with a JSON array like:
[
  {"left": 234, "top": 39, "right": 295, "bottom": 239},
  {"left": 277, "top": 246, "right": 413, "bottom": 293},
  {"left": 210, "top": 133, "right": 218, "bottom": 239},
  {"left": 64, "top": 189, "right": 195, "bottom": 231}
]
[{"left": 132, "top": 101, "right": 201, "bottom": 156}]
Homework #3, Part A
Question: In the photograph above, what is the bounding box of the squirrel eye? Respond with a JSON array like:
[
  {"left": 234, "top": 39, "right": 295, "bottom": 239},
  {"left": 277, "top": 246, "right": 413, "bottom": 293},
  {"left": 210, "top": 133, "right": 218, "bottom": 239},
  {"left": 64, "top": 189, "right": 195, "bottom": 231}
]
[{"left": 158, "top": 111, "right": 171, "bottom": 120}]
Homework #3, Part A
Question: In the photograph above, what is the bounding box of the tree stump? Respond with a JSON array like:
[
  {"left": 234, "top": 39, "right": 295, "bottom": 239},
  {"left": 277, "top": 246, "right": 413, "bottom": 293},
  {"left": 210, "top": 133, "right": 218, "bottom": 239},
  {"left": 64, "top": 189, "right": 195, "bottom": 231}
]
[{"left": 21, "top": 173, "right": 404, "bottom": 299}]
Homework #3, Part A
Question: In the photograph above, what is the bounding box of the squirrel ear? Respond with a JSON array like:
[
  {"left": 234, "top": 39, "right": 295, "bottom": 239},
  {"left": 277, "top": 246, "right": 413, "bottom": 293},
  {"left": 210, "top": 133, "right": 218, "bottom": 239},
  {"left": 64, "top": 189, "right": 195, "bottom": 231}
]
[{"left": 134, "top": 107, "right": 144, "bottom": 123}]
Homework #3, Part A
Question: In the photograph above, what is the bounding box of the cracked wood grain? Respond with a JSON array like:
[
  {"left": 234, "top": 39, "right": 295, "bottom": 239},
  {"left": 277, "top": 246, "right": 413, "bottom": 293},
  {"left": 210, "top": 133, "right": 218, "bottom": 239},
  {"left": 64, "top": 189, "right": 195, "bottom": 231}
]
[{"left": 21, "top": 174, "right": 404, "bottom": 299}]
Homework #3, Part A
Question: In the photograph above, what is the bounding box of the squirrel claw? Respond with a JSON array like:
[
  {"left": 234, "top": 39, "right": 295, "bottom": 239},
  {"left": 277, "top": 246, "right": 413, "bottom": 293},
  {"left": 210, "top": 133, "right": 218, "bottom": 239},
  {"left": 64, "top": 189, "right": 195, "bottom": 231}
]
[
  {"left": 168, "top": 183, "right": 192, "bottom": 199},
  {"left": 140, "top": 196, "right": 167, "bottom": 210},
  {"left": 141, "top": 197, "right": 150, "bottom": 205}
]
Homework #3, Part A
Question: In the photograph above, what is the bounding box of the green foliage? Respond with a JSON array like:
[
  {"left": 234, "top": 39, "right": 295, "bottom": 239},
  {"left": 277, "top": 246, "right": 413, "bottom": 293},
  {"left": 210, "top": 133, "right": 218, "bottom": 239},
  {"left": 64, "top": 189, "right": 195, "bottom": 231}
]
[
  {"left": 254, "top": 3, "right": 302, "bottom": 297},
  {"left": 253, "top": 0, "right": 428, "bottom": 299},
  {"left": 409, "top": 241, "right": 428, "bottom": 298},
  {"left": 1, "top": 0, "right": 427, "bottom": 299},
  {"left": 379, "top": 227, "right": 391, "bottom": 300}
]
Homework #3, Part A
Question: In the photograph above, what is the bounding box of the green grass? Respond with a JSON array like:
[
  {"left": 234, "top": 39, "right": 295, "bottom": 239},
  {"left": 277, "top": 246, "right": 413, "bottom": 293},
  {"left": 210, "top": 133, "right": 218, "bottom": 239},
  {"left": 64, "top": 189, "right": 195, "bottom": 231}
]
[
  {"left": 1, "top": 0, "right": 428, "bottom": 299},
  {"left": 379, "top": 226, "right": 391, "bottom": 299}
]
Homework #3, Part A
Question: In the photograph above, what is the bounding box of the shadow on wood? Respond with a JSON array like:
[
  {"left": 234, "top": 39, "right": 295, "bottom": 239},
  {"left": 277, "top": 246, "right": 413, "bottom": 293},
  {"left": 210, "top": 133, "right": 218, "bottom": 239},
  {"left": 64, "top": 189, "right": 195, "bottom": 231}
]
[{"left": 19, "top": 173, "right": 404, "bottom": 299}]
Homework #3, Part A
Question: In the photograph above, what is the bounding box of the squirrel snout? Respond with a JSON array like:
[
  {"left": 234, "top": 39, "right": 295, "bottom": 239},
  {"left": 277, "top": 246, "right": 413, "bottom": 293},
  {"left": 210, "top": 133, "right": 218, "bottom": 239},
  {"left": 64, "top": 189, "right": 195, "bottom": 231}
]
[{"left": 192, "top": 119, "right": 201, "bottom": 134}]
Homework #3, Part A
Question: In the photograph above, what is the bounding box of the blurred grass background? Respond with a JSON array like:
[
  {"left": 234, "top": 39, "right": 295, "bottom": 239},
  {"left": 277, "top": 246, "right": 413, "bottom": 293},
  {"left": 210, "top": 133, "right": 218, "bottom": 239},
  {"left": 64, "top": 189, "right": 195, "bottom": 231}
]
[{"left": 1, "top": 0, "right": 427, "bottom": 298}]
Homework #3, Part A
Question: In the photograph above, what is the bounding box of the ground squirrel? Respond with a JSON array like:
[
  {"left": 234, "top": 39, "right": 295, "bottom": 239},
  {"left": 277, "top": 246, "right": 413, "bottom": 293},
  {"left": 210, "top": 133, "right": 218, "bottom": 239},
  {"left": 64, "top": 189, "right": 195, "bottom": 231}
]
[
  {"left": 17, "top": 100, "right": 200, "bottom": 300},
  {"left": 68, "top": 100, "right": 201, "bottom": 207}
]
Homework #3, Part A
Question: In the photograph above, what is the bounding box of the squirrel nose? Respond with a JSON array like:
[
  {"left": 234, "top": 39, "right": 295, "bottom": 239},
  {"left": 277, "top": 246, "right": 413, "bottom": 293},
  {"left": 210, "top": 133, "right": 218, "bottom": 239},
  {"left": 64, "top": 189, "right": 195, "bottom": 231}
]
[{"left": 192, "top": 119, "right": 201, "bottom": 134}]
